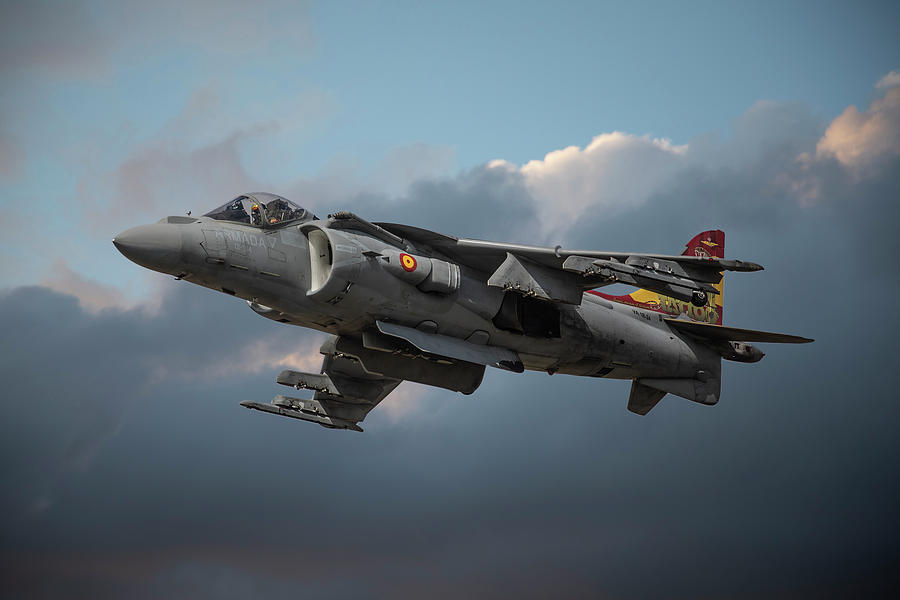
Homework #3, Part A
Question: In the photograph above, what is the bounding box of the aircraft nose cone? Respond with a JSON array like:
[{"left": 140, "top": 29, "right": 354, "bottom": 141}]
[{"left": 113, "top": 224, "right": 183, "bottom": 273}]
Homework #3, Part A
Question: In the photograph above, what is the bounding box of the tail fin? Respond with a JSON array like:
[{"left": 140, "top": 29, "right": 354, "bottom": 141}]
[{"left": 592, "top": 230, "right": 725, "bottom": 325}]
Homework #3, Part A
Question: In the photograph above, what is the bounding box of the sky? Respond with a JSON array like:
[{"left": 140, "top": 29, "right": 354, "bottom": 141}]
[{"left": 1, "top": 1, "right": 899, "bottom": 597}]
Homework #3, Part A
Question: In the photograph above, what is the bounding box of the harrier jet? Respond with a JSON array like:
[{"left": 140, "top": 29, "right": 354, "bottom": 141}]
[{"left": 113, "top": 193, "right": 812, "bottom": 431}]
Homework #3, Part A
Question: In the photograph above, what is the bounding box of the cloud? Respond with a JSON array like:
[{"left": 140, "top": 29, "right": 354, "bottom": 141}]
[
  {"left": 3, "top": 246, "right": 899, "bottom": 598},
  {"left": 338, "top": 162, "right": 539, "bottom": 243},
  {"left": 76, "top": 82, "right": 338, "bottom": 240},
  {"left": 108, "top": 132, "right": 260, "bottom": 222},
  {"left": 0, "top": 1, "right": 315, "bottom": 80},
  {"left": 442, "top": 80, "right": 896, "bottom": 244},
  {"left": 815, "top": 86, "right": 900, "bottom": 174},
  {"left": 369, "top": 143, "right": 458, "bottom": 195},
  {"left": 76, "top": 84, "right": 329, "bottom": 235},
  {"left": 0, "top": 1, "right": 115, "bottom": 78},
  {"left": 688, "top": 100, "right": 825, "bottom": 170},
  {"left": 183, "top": 335, "right": 325, "bottom": 384},
  {"left": 0, "top": 279, "right": 431, "bottom": 529},
  {"left": 876, "top": 70, "right": 900, "bottom": 90},
  {"left": 0, "top": 283, "right": 328, "bottom": 519},
  {"left": 129, "top": 1, "right": 315, "bottom": 59},
  {"left": 41, "top": 260, "right": 141, "bottom": 313},
  {"left": 379, "top": 383, "right": 428, "bottom": 421},
  {"left": 499, "top": 133, "right": 687, "bottom": 239},
  {"left": 270, "top": 141, "right": 459, "bottom": 217}
]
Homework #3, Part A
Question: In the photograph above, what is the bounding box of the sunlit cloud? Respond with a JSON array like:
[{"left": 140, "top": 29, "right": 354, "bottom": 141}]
[
  {"left": 875, "top": 69, "right": 900, "bottom": 90},
  {"left": 145, "top": 329, "right": 326, "bottom": 386},
  {"left": 379, "top": 383, "right": 428, "bottom": 421},
  {"left": 815, "top": 86, "right": 900, "bottom": 174},
  {"left": 486, "top": 132, "right": 687, "bottom": 239}
]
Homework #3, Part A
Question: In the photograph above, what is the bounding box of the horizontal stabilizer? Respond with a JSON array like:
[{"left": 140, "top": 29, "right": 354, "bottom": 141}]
[{"left": 665, "top": 318, "right": 813, "bottom": 344}]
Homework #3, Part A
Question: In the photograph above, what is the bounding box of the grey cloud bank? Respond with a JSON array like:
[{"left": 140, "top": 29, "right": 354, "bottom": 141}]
[{"left": 2, "top": 276, "right": 898, "bottom": 598}]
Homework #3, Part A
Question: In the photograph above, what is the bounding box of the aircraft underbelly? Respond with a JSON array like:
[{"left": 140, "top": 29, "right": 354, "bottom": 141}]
[{"left": 575, "top": 298, "right": 698, "bottom": 379}]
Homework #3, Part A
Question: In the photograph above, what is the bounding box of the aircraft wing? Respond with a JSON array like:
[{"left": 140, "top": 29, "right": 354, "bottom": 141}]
[
  {"left": 241, "top": 337, "right": 401, "bottom": 432},
  {"left": 376, "top": 222, "right": 762, "bottom": 305},
  {"left": 241, "top": 333, "right": 489, "bottom": 431}
]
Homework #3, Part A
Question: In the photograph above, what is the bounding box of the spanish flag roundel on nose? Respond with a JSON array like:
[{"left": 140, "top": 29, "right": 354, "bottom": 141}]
[{"left": 400, "top": 253, "right": 417, "bottom": 272}]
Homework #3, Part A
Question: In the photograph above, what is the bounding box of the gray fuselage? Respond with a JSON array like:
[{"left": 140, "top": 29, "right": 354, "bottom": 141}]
[{"left": 113, "top": 215, "right": 713, "bottom": 384}]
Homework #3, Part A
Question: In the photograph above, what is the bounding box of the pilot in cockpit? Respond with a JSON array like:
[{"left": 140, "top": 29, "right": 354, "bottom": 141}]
[
  {"left": 205, "top": 194, "right": 315, "bottom": 227},
  {"left": 266, "top": 198, "right": 290, "bottom": 224},
  {"left": 222, "top": 198, "right": 250, "bottom": 223}
]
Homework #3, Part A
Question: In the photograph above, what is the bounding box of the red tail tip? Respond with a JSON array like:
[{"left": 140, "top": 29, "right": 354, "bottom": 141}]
[{"left": 683, "top": 230, "right": 725, "bottom": 259}]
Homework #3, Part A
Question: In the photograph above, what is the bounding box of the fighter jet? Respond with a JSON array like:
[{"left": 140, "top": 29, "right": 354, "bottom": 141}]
[{"left": 113, "top": 193, "right": 812, "bottom": 431}]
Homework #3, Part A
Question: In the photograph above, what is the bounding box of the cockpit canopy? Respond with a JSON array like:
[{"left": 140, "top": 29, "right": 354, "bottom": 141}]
[{"left": 204, "top": 193, "right": 316, "bottom": 228}]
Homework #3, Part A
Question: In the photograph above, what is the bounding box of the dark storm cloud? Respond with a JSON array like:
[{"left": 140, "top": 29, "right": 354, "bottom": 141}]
[
  {"left": 3, "top": 102, "right": 900, "bottom": 597},
  {"left": 3, "top": 277, "right": 898, "bottom": 599},
  {"left": 346, "top": 162, "right": 540, "bottom": 241},
  {"left": 0, "top": 284, "right": 322, "bottom": 526}
]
